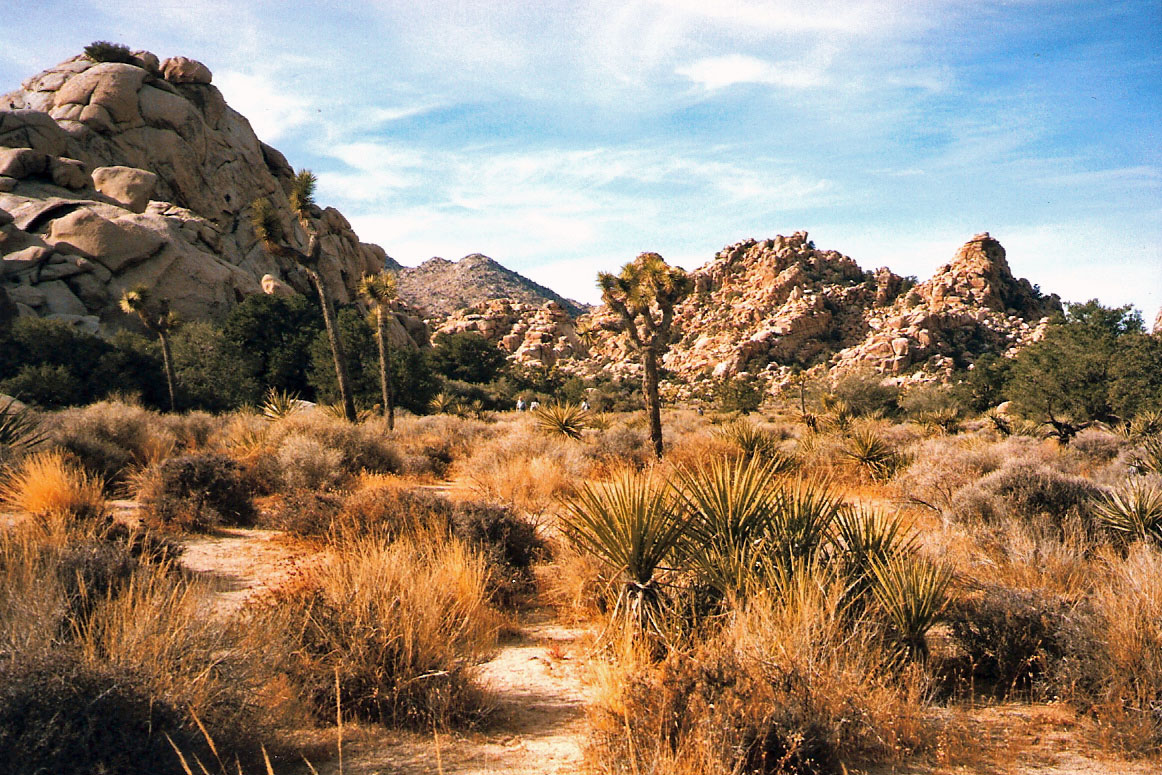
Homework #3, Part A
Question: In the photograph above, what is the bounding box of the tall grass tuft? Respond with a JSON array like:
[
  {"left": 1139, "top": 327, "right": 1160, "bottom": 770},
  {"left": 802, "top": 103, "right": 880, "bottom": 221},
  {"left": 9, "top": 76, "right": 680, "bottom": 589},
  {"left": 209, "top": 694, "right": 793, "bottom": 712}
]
[
  {"left": 252, "top": 534, "right": 499, "bottom": 727},
  {"left": 0, "top": 450, "right": 106, "bottom": 525}
]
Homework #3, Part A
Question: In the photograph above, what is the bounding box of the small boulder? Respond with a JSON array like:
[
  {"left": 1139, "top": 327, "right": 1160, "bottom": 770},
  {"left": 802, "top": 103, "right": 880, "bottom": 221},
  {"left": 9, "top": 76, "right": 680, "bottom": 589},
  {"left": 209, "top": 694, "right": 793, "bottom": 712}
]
[
  {"left": 261, "top": 273, "right": 295, "bottom": 297},
  {"left": 0, "top": 147, "right": 49, "bottom": 179},
  {"left": 162, "top": 57, "right": 212, "bottom": 84},
  {"left": 46, "top": 208, "right": 165, "bottom": 273},
  {"left": 92, "top": 166, "right": 158, "bottom": 213},
  {"left": 49, "top": 157, "right": 89, "bottom": 190}
]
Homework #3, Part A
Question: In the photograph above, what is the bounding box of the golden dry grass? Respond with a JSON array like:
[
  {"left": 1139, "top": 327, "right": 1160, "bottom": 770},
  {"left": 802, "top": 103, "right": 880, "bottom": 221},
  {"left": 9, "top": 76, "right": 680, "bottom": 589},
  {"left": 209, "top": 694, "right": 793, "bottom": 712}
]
[{"left": 0, "top": 450, "right": 106, "bottom": 526}]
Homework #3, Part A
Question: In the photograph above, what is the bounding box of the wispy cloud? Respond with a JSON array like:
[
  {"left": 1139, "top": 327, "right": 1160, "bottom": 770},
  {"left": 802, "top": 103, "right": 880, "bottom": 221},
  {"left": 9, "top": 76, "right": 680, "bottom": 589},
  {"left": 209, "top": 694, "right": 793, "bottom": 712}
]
[{"left": 676, "top": 54, "right": 828, "bottom": 91}]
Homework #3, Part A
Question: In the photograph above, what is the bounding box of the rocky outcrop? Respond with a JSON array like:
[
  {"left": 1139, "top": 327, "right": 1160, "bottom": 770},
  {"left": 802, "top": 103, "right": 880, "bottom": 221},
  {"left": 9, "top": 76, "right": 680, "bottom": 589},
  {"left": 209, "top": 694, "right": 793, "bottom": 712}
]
[
  {"left": 831, "top": 233, "right": 1059, "bottom": 375},
  {"left": 435, "top": 298, "right": 585, "bottom": 367},
  {"left": 568, "top": 231, "right": 1059, "bottom": 387},
  {"left": 0, "top": 51, "right": 392, "bottom": 333},
  {"left": 397, "top": 253, "right": 586, "bottom": 320}
]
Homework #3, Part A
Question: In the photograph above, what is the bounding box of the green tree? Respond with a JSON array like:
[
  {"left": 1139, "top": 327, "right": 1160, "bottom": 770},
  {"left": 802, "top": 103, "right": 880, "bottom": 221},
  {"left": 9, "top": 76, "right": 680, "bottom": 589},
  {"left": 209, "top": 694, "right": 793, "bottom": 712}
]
[
  {"left": 251, "top": 170, "right": 357, "bottom": 422},
  {"left": 119, "top": 285, "right": 179, "bottom": 411},
  {"left": 357, "top": 272, "right": 399, "bottom": 429},
  {"left": 1005, "top": 300, "right": 1144, "bottom": 440},
  {"left": 171, "top": 322, "right": 261, "bottom": 411},
  {"left": 598, "top": 252, "right": 692, "bottom": 458},
  {"left": 307, "top": 307, "right": 438, "bottom": 414},
  {"left": 222, "top": 293, "right": 322, "bottom": 399},
  {"left": 430, "top": 331, "right": 507, "bottom": 384}
]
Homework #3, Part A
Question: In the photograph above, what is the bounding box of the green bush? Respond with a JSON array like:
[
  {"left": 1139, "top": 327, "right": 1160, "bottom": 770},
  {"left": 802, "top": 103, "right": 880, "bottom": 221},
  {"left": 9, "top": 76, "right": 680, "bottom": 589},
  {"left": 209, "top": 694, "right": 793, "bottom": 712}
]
[{"left": 83, "top": 41, "right": 137, "bottom": 64}]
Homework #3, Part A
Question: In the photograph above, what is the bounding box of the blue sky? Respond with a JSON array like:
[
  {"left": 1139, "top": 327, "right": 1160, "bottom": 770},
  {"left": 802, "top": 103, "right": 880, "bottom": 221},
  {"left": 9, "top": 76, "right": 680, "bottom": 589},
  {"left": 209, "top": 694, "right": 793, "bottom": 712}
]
[{"left": 2, "top": 1, "right": 1159, "bottom": 320}]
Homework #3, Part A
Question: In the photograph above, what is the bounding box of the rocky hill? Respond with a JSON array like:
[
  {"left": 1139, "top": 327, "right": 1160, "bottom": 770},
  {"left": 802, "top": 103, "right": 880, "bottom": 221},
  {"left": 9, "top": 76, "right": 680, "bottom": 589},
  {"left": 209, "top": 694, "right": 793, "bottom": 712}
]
[
  {"left": 396, "top": 253, "right": 586, "bottom": 319},
  {"left": 0, "top": 49, "right": 399, "bottom": 336},
  {"left": 566, "top": 231, "right": 1060, "bottom": 385}
]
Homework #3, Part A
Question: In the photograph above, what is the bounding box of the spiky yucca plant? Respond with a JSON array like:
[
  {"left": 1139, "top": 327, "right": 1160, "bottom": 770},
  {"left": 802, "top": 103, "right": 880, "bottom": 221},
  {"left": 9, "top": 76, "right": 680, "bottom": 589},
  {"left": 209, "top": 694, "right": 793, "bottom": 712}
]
[
  {"left": 561, "top": 471, "right": 687, "bottom": 637},
  {"left": 915, "top": 407, "right": 960, "bottom": 434},
  {"left": 0, "top": 397, "right": 45, "bottom": 453},
  {"left": 869, "top": 556, "right": 953, "bottom": 660},
  {"left": 832, "top": 506, "right": 918, "bottom": 608},
  {"left": 767, "top": 477, "right": 845, "bottom": 572},
  {"left": 532, "top": 402, "right": 590, "bottom": 440},
  {"left": 1131, "top": 435, "right": 1162, "bottom": 476},
  {"left": 841, "top": 426, "right": 898, "bottom": 481},
  {"left": 673, "top": 456, "right": 783, "bottom": 598},
  {"left": 429, "top": 392, "right": 463, "bottom": 416},
  {"left": 322, "top": 401, "right": 373, "bottom": 424},
  {"left": 261, "top": 387, "right": 301, "bottom": 421},
  {"left": 1093, "top": 478, "right": 1162, "bottom": 545},
  {"left": 715, "top": 422, "right": 798, "bottom": 474},
  {"left": 1129, "top": 409, "right": 1162, "bottom": 439}
]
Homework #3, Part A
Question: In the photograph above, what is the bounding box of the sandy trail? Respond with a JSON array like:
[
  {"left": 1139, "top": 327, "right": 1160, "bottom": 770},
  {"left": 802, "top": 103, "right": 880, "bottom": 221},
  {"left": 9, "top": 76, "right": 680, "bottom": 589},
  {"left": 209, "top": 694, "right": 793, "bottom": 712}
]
[{"left": 330, "top": 614, "right": 589, "bottom": 775}]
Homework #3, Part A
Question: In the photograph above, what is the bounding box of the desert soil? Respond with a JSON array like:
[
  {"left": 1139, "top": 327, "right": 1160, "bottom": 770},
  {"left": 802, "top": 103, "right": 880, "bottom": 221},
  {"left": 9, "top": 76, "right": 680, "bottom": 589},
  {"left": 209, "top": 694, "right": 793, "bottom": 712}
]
[{"left": 175, "top": 525, "right": 1156, "bottom": 775}]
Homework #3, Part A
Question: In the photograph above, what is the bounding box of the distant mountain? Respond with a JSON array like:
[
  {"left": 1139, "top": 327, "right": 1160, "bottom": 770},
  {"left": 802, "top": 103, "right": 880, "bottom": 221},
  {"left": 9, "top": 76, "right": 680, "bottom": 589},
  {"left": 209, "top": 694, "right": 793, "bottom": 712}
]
[{"left": 395, "top": 253, "right": 586, "bottom": 319}]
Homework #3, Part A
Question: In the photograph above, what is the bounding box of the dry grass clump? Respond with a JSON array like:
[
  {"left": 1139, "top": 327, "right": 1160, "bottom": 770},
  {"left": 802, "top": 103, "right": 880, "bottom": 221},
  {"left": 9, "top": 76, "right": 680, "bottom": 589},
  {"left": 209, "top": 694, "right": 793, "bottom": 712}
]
[
  {"left": 455, "top": 421, "right": 590, "bottom": 515},
  {"left": 0, "top": 526, "right": 277, "bottom": 772},
  {"left": 250, "top": 535, "right": 500, "bottom": 728},
  {"left": 43, "top": 400, "right": 176, "bottom": 485},
  {"left": 336, "top": 486, "right": 546, "bottom": 605},
  {"left": 136, "top": 453, "right": 255, "bottom": 532},
  {"left": 1048, "top": 544, "right": 1162, "bottom": 754},
  {"left": 587, "top": 575, "right": 934, "bottom": 774},
  {"left": 0, "top": 450, "right": 106, "bottom": 526}
]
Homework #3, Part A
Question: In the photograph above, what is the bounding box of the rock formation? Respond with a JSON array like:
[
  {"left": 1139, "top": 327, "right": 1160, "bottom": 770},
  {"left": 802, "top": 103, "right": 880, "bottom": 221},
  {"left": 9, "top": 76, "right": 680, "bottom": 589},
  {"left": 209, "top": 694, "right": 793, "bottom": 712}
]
[
  {"left": 570, "top": 231, "right": 1059, "bottom": 386},
  {"left": 435, "top": 298, "right": 585, "bottom": 367},
  {"left": 0, "top": 51, "right": 393, "bottom": 333},
  {"left": 396, "top": 253, "right": 586, "bottom": 320}
]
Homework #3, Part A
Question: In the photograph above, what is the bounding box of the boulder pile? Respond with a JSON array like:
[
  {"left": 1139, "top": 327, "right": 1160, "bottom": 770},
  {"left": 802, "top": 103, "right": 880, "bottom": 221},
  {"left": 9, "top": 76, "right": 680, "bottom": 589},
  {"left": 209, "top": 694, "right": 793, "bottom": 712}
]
[{"left": 0, "top": 51, "right": 393, "bottom": 333}]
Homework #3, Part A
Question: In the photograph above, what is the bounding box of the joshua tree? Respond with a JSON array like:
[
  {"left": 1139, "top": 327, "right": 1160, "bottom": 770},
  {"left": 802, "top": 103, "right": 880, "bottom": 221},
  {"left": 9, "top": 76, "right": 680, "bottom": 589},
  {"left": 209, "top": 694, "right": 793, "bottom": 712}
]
[
  {"left": 357, "top": 271, "right": 399, "bottom": 429},
  {"left": 120, "top": 285, "right": 179, "bottom": 411},
  {"left": 598, "top": 252, "right": 692, "bottom": 458},
  {"left": 251, "top": 171, "right": 357, "bottom": 423}
]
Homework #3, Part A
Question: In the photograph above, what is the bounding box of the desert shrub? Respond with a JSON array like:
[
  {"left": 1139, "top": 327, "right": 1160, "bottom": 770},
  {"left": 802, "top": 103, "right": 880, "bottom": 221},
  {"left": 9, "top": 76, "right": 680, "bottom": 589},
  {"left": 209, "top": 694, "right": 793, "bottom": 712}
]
[
  {"left": 161, "top": 410, "right": 226, "bottom": 453},
  {"left": 138, "top": 453, "right": 255, "bottom": 532},
  {"left": 0, "top": 450, "right": 106, "bottom": 525},
  {"left": 253, "top": 536, "right": 498, "bottom": 728},
  {"left": 0, "top": 650, "right": 207, "bottom": 775},
  {"left": 44, "top": 400, "right": 175, "bottom": 485},
  {"left": 337, "top": 486, "right": 545, "bottom": 604},
  {"left": 456, "top": 422, "right": 589, "bottom": 514},
  {"left": 949, "top": 462, "right": 1106, "bottom": 529},
  {"left": 899, "top": 382, "right": 963, "bottom": 418},
  {"left": 83, "top": 40, "right": 137, "bottom": 63},
  {"left": 275, "top": 433, "right": 344, "bottom": 491},
  {"left": 830, "top": 371, "right": 899, "bottom": 417},
  {"left": 946, "top": 584, "right": 1070, "bottom": 695},
  {"left": 1048, "top": 544, "right": 1162, "bottom": 753},
  {"left": 261, "top": 490, "right": 345, "bottom": 536},
  {"left": 893, "top": 435, "right": 1001, "bottom": 513},
  {"left": 583, "top": 422, "right": 653, "bottom": 471},
  {"left": 1071, "top": 428, "right": 1128, "bottom": 464},
  {"left": 588, "top": 578, "right": 933, "bottom": 774}
]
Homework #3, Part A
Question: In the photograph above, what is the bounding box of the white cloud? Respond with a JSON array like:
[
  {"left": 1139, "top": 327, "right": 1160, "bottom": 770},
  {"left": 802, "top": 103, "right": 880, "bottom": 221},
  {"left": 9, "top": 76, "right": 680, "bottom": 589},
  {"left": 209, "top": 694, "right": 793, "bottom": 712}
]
[
  {"left": 676, "top": 54, "right": 827, "bottom": 91},
  {"left": 213, "top": 70, "right": 318, "bottom": 143}
]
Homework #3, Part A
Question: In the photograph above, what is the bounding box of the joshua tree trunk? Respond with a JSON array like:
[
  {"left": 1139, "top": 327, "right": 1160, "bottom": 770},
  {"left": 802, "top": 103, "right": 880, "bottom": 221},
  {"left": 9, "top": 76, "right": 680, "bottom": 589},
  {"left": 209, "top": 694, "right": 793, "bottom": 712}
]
[
  {"left": 641, "top": 348, "right": 664, "bottom": 458},
  {"left": 375, "top": 305, "right": 395, "bottom": 430},
  {"left": 158, "top": 330, "right": 177, "bottom": 412},
  {"left": 308, "top": 268, "right": 357, "bottom": 423}
]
